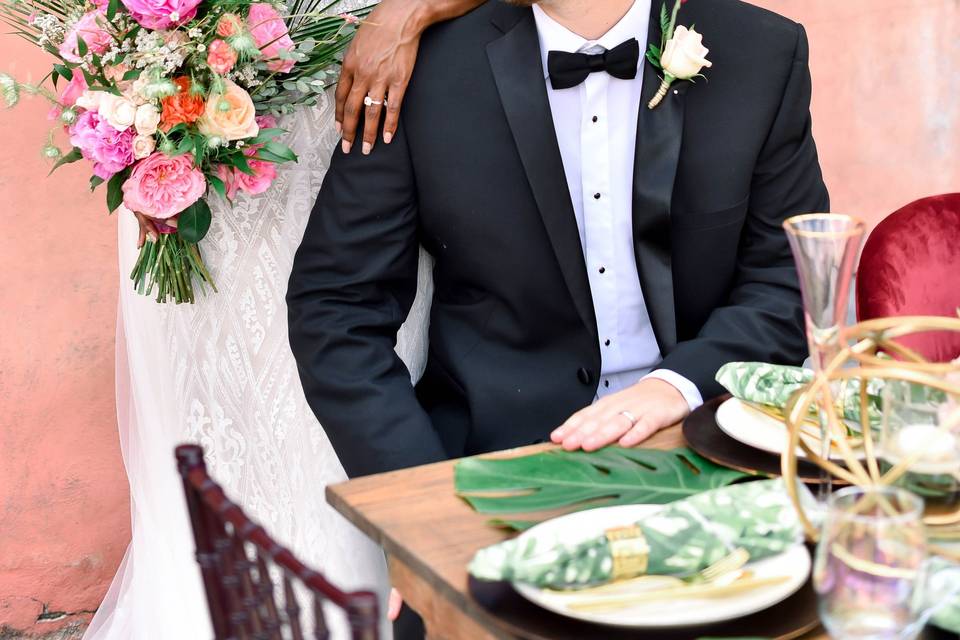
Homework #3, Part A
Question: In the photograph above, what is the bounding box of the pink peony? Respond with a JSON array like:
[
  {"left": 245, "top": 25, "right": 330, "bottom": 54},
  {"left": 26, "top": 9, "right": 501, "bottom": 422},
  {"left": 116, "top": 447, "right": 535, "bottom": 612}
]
[
  {"left": 122, "top": 152, "right": 206, "bottom": 218},
  {"left": 69, "top": 110, "right": 136, "bottom": 179},
  {"left": 120, "top": 0, "right": 201, "bottom": 29},
  {"left": 59, "top": 72, "right": 88, "bottom": 107},
  {"left": 59, "top": 11, "right": 112, "bottom": 63},
  {"left": 206, "top": 39, "right": 238, "bottom": 75},
  {"left": 247, "top": 3, "right": 295, "bottom": 73}
]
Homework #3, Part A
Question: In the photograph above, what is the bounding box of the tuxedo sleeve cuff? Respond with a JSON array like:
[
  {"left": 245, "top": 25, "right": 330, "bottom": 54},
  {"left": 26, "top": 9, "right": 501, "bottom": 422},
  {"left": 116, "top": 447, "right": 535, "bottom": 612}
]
[{"left": 643, "top": 369, "right": 704, "bottom": 413}]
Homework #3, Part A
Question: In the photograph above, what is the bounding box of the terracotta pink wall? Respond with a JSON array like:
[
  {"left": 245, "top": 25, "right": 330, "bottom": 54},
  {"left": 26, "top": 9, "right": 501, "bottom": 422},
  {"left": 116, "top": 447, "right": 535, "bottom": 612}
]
[
  {"left": 1, "top": 0, "right": 958, "bottom": 636},
  {"left": 0, "top": 39, "right": 128, "bottom": 635}
]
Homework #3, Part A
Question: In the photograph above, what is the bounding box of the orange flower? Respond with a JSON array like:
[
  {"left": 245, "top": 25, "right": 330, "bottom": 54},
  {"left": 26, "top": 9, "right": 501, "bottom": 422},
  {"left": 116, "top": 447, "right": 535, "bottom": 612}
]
[{"left": 159, "top": 77, "right": 205, "bottom": 131}]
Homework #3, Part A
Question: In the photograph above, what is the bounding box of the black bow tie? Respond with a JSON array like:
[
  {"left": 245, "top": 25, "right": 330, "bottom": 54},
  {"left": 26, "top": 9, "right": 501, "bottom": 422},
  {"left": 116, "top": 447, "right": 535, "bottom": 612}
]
[{"left": 547, "top": 38, "right": 640, "bottom": 91}]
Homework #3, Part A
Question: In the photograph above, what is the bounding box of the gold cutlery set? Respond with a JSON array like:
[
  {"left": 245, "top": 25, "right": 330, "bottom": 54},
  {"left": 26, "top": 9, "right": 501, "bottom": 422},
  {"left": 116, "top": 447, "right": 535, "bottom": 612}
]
[{"left": 543, "top": 548, "right": 790, "bottom": 613}]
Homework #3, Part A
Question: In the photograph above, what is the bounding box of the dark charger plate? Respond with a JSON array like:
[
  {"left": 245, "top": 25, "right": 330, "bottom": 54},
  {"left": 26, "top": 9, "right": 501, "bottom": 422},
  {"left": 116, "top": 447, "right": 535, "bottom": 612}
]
[
  {"left": 683, "top": 395, "right": 831, "bottom": 483},
  {"left": 467, "top": 572, "right": 821, "bottom": 639}
]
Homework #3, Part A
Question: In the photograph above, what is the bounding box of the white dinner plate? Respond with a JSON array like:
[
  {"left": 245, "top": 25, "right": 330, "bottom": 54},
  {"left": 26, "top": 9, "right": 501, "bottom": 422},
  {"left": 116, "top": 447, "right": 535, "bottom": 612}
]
[
  {"left": 512, "top": 503, "right": 811, "bottom": 629},
  {"left": 715, "top": 397, "right": 862, "bottom": 461}
]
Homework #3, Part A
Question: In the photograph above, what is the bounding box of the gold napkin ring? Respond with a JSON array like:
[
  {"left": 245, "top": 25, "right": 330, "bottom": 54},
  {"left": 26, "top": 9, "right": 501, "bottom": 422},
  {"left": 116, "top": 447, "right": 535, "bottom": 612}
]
[{"left": 605, "top": 525, "right": 649, "bottom": 580}]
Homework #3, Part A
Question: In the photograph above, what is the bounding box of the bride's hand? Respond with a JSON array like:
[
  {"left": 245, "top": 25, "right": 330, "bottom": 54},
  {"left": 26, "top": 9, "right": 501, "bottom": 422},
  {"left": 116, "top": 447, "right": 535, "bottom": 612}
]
[
  {"left": 133, "top": 211, "right": 160, "bottom": 249},
  {"left": 336, "top": 0, "right": 484, "bottom": 155}
]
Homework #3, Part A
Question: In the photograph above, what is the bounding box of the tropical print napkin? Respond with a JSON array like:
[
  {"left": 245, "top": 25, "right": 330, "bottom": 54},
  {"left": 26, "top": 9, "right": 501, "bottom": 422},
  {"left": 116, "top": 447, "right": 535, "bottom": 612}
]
[
  {"left": 715, "top": 361, "right": 884, "bottom": 425},
  {"left": 468, "top": 479, "right": 802, "bottom": 589}
]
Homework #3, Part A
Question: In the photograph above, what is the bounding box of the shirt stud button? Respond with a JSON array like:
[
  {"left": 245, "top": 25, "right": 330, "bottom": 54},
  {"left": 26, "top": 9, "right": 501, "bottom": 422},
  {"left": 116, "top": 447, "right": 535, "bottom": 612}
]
[
  {"left": 599, "top": 267, "right": 606, "bottom": 274},
  {"left": 593, "top": 193, "right": 601, "bottom": 200},
  {"left": 604, "top": 339, "right": 611, "bottom": 346},
  {"left": 592, "top": 115, "right": 598, "bottom": 123},
  {"left": 604, "top": 380, "right": 610, "bottom": 388}
]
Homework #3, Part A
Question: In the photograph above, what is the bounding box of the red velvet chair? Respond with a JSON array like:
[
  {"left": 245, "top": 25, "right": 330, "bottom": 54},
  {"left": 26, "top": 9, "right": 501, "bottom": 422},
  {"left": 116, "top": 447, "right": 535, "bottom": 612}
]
[
  {"left": 176, "top": 444, "right": 380, "bottom": 640},
  {"left": 856, "top": 193, "right": 960, "bottom": 362}
]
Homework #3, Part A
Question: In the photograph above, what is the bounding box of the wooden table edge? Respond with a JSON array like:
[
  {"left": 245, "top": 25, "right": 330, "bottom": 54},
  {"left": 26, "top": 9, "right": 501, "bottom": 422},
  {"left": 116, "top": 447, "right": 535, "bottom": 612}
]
[{"left": 326, "top": 463, "right": 518, "bottom": 637}]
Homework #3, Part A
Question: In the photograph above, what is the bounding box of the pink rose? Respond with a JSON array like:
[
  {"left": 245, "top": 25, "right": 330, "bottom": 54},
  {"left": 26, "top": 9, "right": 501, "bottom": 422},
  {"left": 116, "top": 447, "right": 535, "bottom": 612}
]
[
  {"left": 122, "top": 152, "right": 207, "bottom": 219},
  {"left": 215, "top": 156, "right": 277, "bottom": 200},
  {"left": 59, "top": 72, "right": 88, "bottom": 107},
  {"left": 69, "top": 110, "right": 136, "bottom": 179},
  {"left": 247, "top": 3, "right": 295, "bottom": 73},
  {"left": 59, "top": 11, "right": 112, "bottom": 63},
  {"left": 120, "top": 0, "right": 201, "bottom": 29},
  {"left": 206, "top": 39, "right": 238, "bottom": 75},
  {"left": 255, "top": 114, "right": 278, "bottom": 130},
  {"left": 234, "top": 157, "right": 277, "bottom": 196}
]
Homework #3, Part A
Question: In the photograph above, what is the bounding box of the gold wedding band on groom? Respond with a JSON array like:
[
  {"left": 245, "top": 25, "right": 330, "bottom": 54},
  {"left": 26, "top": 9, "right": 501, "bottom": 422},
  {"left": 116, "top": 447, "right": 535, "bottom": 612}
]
[
  {"left": 363, "top": 95, "right": 387, "bottom": 107},
  {"left": 619, "top": 410, "right": 639, "bottom": 426}
]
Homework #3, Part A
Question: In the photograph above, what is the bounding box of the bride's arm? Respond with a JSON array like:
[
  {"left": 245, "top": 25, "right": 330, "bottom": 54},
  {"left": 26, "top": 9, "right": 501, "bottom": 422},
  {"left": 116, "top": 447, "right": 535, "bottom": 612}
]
[{"left": 335, "top": 0, "right": 485, "bottom": 155}]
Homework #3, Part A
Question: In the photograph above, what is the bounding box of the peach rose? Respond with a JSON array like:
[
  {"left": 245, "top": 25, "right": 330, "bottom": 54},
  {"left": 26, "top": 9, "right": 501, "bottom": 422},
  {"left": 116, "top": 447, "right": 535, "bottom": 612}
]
[
  {"left": 197, "top": 80, "right": 259, "bottom": 141},
  {"left": 159, "top": 77, "right": 205, "bottom": 131}
]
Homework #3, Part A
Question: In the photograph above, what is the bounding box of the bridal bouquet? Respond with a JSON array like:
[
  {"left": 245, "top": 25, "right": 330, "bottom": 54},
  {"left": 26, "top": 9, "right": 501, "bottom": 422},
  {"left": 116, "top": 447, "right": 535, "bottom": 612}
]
[{"left": 0, "top": 0, "right": 370, "bottom": 302}]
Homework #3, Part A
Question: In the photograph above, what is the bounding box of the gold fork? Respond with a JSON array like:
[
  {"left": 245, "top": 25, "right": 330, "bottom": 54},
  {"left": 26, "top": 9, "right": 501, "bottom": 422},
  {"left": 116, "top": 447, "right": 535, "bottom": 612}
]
[
  {"left": 544, "top": 547, "right": 750, "bottom": 596},
  {"left": 565, "top": 574, "right": 790, "bottom": 613}
]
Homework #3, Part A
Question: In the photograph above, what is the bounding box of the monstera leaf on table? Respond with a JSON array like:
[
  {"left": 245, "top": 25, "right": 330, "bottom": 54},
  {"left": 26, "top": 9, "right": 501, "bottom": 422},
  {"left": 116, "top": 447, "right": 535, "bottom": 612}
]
[{"left": 454, "top": 447, "right": 750, "bottom": 528}]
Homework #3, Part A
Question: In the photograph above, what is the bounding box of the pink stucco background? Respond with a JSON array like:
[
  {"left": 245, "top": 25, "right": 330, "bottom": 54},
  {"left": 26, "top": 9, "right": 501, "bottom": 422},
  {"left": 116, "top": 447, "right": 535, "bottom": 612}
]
[{"left": 1, "top": 0, "right": 958, "bottom": 635}]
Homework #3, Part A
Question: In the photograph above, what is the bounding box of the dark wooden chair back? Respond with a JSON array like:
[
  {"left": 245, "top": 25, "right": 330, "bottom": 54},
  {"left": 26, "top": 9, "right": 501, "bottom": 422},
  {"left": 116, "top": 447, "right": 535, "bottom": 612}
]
[{"left": 176, "top": 444, "right": 380, "bottom": 640}]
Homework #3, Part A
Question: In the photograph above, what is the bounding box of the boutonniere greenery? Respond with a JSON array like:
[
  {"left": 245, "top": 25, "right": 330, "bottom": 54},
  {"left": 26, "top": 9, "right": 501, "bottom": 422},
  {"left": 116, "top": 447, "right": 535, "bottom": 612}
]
[{"left": 646, "top": 0, "right": 713, "bottom": 109}]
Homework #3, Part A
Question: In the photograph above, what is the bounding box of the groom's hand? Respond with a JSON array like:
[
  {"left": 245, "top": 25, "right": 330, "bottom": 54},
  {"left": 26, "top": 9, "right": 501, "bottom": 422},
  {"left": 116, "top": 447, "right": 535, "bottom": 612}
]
[{"left": 551, "top": 378, "right": 690, "bottom": 451}]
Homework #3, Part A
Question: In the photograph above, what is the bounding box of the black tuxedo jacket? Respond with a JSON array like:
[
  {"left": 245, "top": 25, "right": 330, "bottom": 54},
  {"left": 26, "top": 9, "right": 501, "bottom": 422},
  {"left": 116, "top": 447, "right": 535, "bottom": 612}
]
[{"left": 288, "top": 0, "right": 829, "bottom": 478}]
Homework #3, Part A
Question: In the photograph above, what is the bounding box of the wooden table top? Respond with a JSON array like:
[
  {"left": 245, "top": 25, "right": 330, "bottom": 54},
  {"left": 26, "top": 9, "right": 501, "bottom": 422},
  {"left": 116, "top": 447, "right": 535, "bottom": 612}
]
[{"left": 327, "top": 425, "right": 827, "bottom": 639}]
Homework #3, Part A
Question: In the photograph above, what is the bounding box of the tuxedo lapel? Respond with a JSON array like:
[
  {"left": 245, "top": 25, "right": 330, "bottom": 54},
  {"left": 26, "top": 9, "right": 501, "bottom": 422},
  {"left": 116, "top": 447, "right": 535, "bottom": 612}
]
[
  {"left": 633, "top": 0, "right": 685, "bottom": 352},
  {"left": 487, "top": 6, "right": 598, "bottom": 340}
]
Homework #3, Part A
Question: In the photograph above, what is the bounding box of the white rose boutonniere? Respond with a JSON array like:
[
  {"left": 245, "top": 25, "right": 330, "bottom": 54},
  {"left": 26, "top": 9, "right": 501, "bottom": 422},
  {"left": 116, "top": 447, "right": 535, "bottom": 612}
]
[{"left": 647, "top": 0, "right": 713, "bottom": 109}]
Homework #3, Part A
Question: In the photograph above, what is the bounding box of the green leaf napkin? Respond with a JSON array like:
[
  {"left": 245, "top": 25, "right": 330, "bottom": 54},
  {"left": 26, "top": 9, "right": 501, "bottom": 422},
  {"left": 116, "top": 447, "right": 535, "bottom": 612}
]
[
  {"left": 715, "top": 362, "right": 883, "bottom": 425},
  {"left": 469, "top": 479, "right": 801, "bottom": 589}
]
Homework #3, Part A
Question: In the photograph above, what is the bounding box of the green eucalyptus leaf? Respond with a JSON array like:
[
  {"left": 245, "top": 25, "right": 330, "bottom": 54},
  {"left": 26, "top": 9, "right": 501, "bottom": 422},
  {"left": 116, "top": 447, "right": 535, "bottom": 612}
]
[
  {"left": 455, "top": 447, "right": 750, "bottom": 516},
  {"left": 231, "top": 152, "right": 255, "bottom": 176},
  {"left": 53, "top": 63, "right": 72, "bottom": 81},
  {"left": 76, "top": 35, "right": 87, "bottom": 57},
  {"left": 48, "top": 147, "right": 83, "bottom": 175},
  {"left": 106, "top": 0, "right": 119, "bottom": 20},
  {"left": 262, "top": 141, "right": 298, "bottom": 162},
  {"left": 106, "top": 171, "right": 125, "bottom": 212},
  {"left": 173, "top": 135, "right": 194, "bottom": 157},
  {"left": 121, "top": 68, "right": 141, "bottom": 81},
  {"left": 89, "top": 174, "right": 105, "bottom": 191},
  {"left": 177, "top": 199, "right": 211, "bottom": 243},
  {"left": 206, "top": 173, "right": 227, "bottom": 200}
]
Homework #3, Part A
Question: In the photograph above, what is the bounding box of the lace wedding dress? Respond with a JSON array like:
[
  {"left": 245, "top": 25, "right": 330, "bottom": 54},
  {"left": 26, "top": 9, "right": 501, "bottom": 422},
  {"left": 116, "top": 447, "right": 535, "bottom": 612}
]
[{"left": 84, "top": 88, "right": 433, "bottom": 639}]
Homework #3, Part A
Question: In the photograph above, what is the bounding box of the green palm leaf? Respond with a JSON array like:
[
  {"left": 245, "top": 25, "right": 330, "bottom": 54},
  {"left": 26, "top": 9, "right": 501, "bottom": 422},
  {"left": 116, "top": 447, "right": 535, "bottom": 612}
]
[{"left": 455, "top": 447, "right": 750, "bottom": 515}]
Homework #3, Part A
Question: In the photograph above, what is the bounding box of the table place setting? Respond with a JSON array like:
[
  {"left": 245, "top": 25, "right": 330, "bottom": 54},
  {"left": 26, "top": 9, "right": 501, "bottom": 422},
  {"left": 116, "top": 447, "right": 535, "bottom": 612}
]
[
  {"left": 446, "top": 214, "right": 960, "bottom": 639},
  {"left": 323, "top": 212, "right": 960, "bottom": 639}
]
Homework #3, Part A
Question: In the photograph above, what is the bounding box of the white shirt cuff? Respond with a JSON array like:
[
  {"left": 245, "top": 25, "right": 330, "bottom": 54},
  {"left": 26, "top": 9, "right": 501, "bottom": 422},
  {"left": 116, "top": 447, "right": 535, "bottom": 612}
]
[{"left": 642, "top": 369, "right": 704, "bottom": 413}]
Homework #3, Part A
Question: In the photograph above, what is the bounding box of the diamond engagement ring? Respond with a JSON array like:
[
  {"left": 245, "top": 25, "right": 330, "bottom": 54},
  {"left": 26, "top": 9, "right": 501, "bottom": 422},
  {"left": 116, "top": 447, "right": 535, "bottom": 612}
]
[
  {"left": 363, "top": 95, "right": 387, "bottom": 107},
  {"left": 619, "top": 410, "right": 639, "bottom": 425}
]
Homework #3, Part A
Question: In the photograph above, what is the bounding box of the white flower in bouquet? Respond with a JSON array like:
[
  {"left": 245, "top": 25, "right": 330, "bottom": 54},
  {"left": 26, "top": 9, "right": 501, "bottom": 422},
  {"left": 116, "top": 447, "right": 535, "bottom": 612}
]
[
  {"left": 134, "top": 103, "right": 161, "bottom": 136},
  {"left": 132, "top": 134, "right": 156, "bottom": 159},
  {"left": 98, "top": 93, "right": 138, "bottom": 131}
]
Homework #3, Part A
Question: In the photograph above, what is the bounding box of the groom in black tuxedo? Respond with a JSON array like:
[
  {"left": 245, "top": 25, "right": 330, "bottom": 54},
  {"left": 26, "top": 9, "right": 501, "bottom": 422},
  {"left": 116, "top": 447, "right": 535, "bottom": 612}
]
[{"left": 288, "top": 0, "right": 827, "bottom": 478}]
